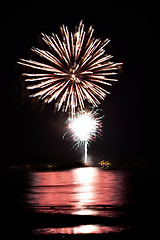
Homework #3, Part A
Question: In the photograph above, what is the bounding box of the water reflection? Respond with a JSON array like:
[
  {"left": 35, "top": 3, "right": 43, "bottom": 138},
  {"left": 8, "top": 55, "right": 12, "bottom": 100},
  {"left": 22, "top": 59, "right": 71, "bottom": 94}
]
[
  {"left": 27, "top": 167, "right": 128, "bottom": 218},
  {"left": 72, "top": 167, "right": 98, "bottom": 215},
  {"left": 33, "top": 224, "right": 126, "bottom": 234}
]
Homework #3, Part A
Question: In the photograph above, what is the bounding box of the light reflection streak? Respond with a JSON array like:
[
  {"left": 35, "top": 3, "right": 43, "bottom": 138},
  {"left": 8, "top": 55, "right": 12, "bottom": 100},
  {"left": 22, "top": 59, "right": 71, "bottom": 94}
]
[
  {"left": 27, "top": 167, "right": 127, "bottom": 218},
  {"left": 72, "top": 167, "right": 97, "bottom": 215},
  {"left": 33, "top": 224, "right": 126, "bottom": 234}
]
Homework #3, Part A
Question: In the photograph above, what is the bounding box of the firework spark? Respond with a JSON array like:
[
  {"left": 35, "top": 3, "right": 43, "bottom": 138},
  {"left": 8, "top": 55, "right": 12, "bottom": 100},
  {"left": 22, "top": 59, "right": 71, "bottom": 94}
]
[
  {"left": 67, "top": 109, "right": 103, "bottom": 163},
  {"left": 18, "top": 21, "right": 121, "bottom": 117}
]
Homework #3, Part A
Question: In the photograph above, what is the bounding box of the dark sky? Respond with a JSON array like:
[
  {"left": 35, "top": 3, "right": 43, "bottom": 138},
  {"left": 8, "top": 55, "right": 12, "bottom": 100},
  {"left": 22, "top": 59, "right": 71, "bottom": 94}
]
[{"left": 2, "top": 3, "right": 160, "bottom": 166}]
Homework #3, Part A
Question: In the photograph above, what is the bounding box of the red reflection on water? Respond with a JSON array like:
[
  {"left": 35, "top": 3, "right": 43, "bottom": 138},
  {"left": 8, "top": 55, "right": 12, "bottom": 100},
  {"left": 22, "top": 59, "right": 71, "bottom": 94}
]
[
  {"left": 72, "top": 167, "right": 97, "bottom": 215},
  {"left": 33, "top": 224, "right": 126, "bottom": 234},
  {"left": 27, "top": 167, "right": 126, "bottom": 217}
]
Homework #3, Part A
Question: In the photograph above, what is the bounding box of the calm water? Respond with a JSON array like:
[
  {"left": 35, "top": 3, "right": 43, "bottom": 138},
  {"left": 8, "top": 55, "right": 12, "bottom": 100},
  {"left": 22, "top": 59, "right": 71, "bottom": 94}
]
[
  {"left": 1, "top": 166, "right": 156, "bottom": 239},
  {"left": 25, "top": 167, "right": 131, "bottom": 235}
]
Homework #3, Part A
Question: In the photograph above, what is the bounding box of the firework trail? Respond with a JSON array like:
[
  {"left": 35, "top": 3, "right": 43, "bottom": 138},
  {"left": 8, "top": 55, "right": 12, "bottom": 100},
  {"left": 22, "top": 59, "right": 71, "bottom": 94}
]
[
  {"left": 18, "top": 21, "right": 121, "bottom": 117},
  {"left": 67, "top": 109, "right": 103, "bottom": 163}
]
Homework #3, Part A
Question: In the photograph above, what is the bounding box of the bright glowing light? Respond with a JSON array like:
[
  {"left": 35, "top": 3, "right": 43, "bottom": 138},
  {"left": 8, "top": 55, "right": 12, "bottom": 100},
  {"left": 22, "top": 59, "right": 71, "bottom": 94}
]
[
  {"left": 70, "top": 114, "right": 97, "bottom": 141},
  {"left": 68, "top": 110, "right": 102, "bottom": 144},
  {"left": 18, "top": 20, "right": 122, "bottom": 117},
  {"left": 67, "top": 109, "right": 102, "bottom": 163}
]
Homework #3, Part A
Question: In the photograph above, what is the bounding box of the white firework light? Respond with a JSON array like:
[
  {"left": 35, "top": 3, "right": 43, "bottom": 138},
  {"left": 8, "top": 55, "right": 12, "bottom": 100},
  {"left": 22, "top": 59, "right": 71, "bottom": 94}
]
[
  {"left": 68, "top": 109, "right": 103, "bottom": 163},
  {"left": 18, "top": 20, "right": 121, "bottom": 117}
]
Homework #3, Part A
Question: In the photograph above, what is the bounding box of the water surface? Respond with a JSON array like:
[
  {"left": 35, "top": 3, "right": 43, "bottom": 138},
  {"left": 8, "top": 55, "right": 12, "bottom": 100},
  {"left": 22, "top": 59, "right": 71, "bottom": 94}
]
[{"left": 26, "top": 167, "right": 131, "bottom": 234}]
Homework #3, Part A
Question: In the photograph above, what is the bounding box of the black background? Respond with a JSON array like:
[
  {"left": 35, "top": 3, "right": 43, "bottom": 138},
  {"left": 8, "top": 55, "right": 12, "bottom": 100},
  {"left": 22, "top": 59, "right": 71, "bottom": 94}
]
[
  {"left": 2, "top": 2, "right": 160, "bottom": 167},
  {"left": 1, "top": 3, "right": 160, "bottom": 240}
]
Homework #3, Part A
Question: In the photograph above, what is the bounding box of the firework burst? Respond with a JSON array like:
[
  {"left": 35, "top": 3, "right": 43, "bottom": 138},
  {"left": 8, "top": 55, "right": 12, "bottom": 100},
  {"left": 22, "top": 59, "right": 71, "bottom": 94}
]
[
  {"left": 18, "top": 20, "right": 121, "bottom": 117},
  {"left": 67, "top": 109, "right": 103, "bottom": 163}
]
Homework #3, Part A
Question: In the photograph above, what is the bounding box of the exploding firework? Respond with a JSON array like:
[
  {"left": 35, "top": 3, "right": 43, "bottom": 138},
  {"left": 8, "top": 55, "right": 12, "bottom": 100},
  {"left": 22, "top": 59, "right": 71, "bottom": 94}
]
[
  {"left": 18, "top": 20, "right": 122, "bottom": 117},
  {"left": 67, "top": 109, "right": 103, "bottom": 163}
]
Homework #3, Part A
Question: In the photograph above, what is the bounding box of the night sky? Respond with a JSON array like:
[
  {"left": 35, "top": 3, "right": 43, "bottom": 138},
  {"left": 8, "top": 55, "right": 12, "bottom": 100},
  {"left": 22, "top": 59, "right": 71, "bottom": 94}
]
[{"left": 2, "top": 3, "right": 160, "bottom": 166}]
